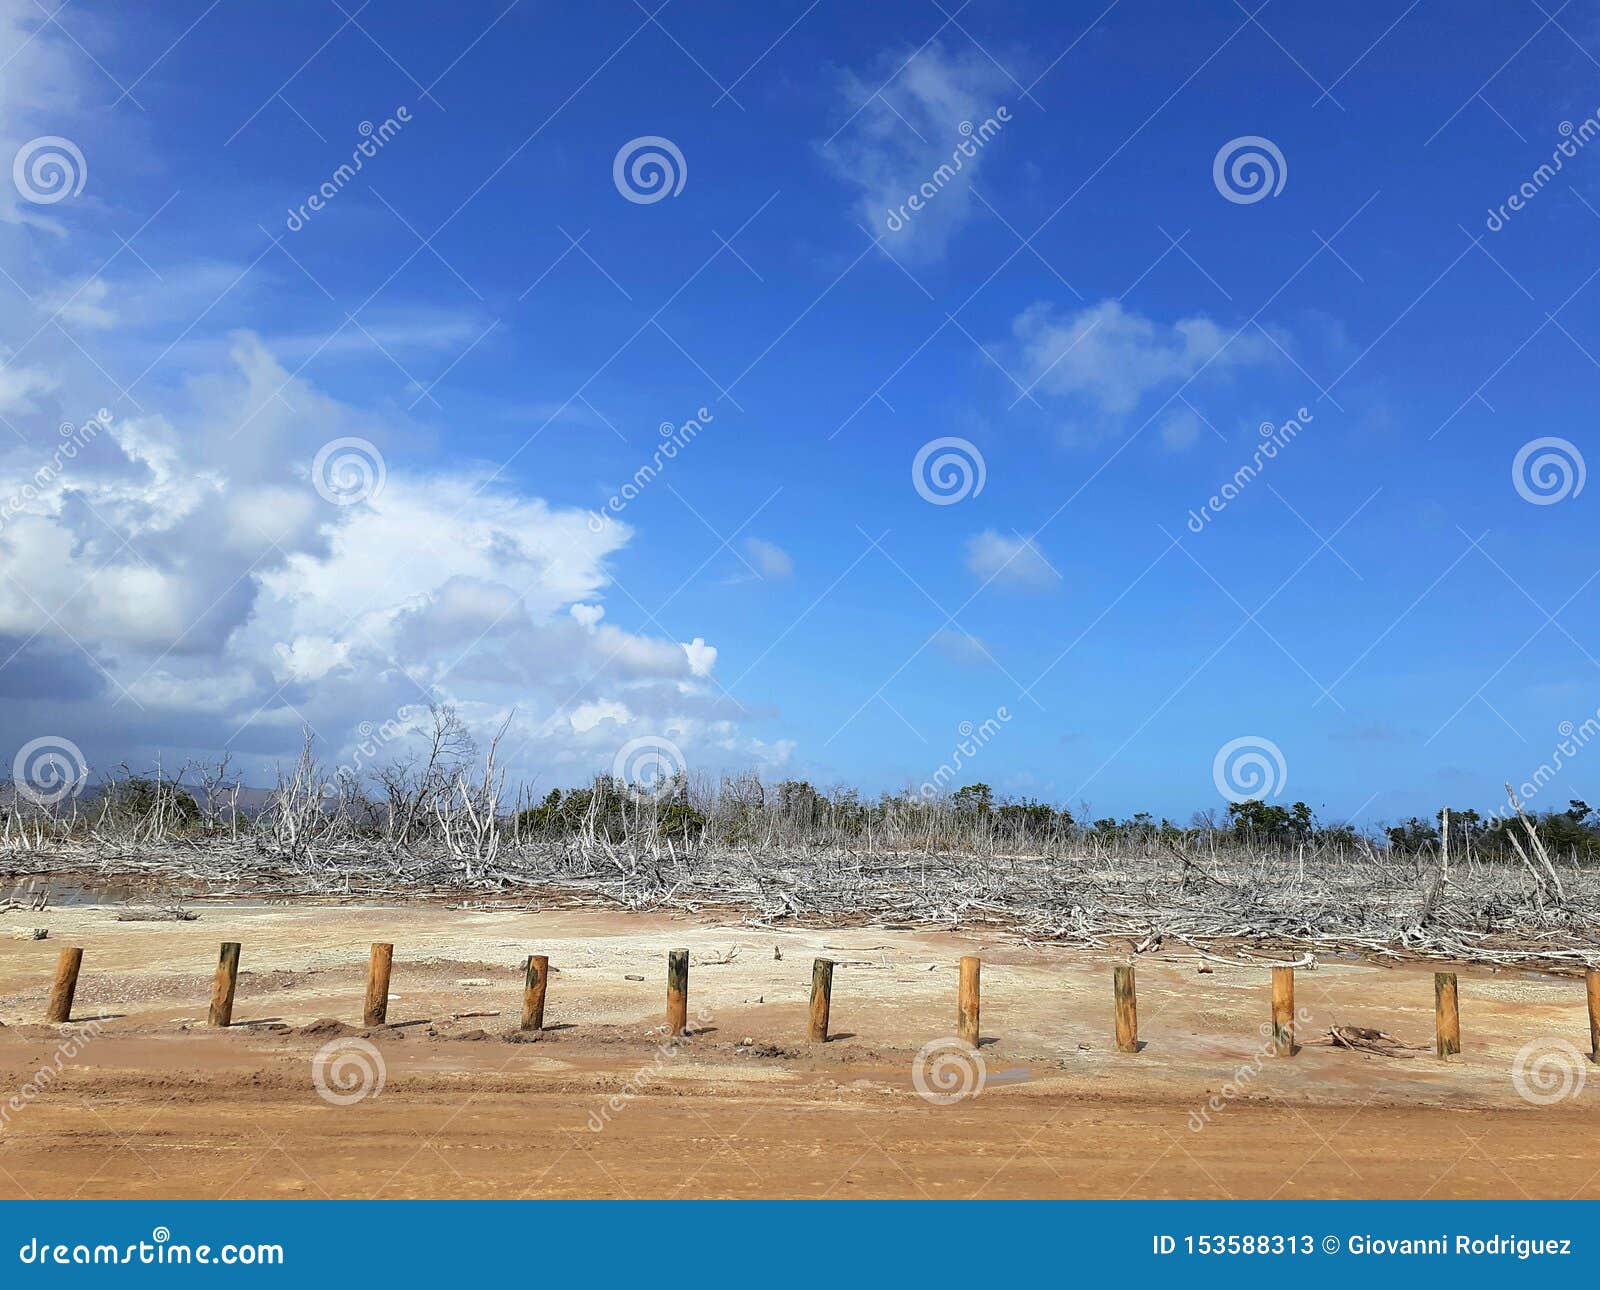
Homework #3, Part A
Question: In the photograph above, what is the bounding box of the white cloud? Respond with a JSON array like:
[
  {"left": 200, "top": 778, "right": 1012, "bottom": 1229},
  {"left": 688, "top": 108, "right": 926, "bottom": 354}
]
[
  {"left": 824, "top": 42, "right": 1014, "bottom": 262},
  {"left": 933, "top": 628, "right": 995, "bottom": 666},
  {"left": 1160, "top": 409, "right": 1202, "bottom": 452},
  {"left": 40, "top": 277, "right": 114, "bottom": 329},
  {"left": 1009, "top": 300, "right": 1275, "bottom": 417},
  {"left": 569, "top": 699, "right": 631, "bottom": 733},
  {"left": 681, "top": 637, "right": 717, "bottom": 677},
  {"left": 0, "top": 329, "right": 749, "bottom": 783},
  {"left": 0, "top": 6, "right": 774, "bottom": 791},
  {"left": 0, "top": 0, "right": 92, "bottom": 234},
  {"left": 0, "top": 363, "right": 59, "bottom": 413},
  {"left": 745, "top": 537, "right": 793, "bottom": 580},
  {"left": 965, "top": 530, "right": 1060, "bottom": 592}
]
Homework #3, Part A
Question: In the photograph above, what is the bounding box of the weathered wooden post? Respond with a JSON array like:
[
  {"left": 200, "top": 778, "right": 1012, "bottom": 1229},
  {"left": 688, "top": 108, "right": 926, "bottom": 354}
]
[
  {"left": 667, "top": 949, "right": 689, "bottom": 1036},
  {"left": 1435, "top": 972, "right": 1461, "bottom": 1058},
  {"left": 1271, "top": 965, "right": 1295, "bottom": 1057},
  {"left": 808, "top": 958, "right": 835, "bottom": 1042},
  {"left": 1588, "top": 969, "right": 1600, "bottom": 1064},
  {"left": 209, "top": 941, "right": 241, "bottom": 1027},
  {"left": 363, "top": 942, "right": 394, "bottom": 1027},
  {"left": 521, "top": 954, "right": 549, "bottom": 1031},
  {"left": 958, "top": 955, "right": 981, "bottom": 1048},
  {"left": 46, "top": 946, "right": 83, "bottom": 1023},
  {"left": 1114, "top": 962, "right": 1138, "bottom": 1053}
]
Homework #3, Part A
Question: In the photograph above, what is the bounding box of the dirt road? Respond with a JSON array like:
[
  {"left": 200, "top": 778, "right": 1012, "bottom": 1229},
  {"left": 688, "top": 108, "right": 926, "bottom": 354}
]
[{"left": 0, "top": 898, "right": 1595, "bottom": 1198}]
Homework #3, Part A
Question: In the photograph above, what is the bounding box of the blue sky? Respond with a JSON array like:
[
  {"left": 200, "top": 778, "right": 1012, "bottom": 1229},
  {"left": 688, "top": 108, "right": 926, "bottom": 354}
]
[{"left": 0, "top": 0, "right": 1597, "bottom": 824}]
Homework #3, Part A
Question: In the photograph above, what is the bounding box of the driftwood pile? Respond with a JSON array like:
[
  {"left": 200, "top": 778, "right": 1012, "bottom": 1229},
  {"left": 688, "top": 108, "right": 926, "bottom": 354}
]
[
  {"left": 1317, "top": 1025, "right": 1427, "bottom": 1058},
  {"left": 5, "top": 827, "right": 1599, "bottom": 970}
]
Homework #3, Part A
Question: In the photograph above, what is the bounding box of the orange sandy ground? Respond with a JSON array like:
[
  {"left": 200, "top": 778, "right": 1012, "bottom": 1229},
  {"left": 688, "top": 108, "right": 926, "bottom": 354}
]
[{"left": 0, "top": 900, "right": 1596, "bottom": 1199}]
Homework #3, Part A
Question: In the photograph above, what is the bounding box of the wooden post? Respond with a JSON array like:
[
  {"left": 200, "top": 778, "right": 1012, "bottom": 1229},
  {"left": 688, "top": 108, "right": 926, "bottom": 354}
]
[
  {"left": 1435, "top": 972, "right": 1461, "bottom": 1058},
  {"left": 808, "top": 958, "right": 835, "bottom": 1042},
  {"left": 1271, "top": 965, "right": 1295, "bottom": 1057},
  {"left": 958, "top": 955, "right": 981, "bottom": 1048},
  {"left": 666, "top": 949, "right": 689, "bottom": 1036},
  {"left": 1114, "top": 962, "right": 1138, "bottom": 1053},
  {"left": 209, "top": 941, "right": 241, "bottom": 1028},
  {"left": 363, "top": 942, "right": 394, "bottom": 1027},
  {"left": 521, "top": 954, "right": 549, "bottom": 1031},
  {"left": 1588, "top": 969, "right": 1600, "bottom": 1064},
  {"left": 46, "top": 946, "right": 83, "bottom": 1023}
]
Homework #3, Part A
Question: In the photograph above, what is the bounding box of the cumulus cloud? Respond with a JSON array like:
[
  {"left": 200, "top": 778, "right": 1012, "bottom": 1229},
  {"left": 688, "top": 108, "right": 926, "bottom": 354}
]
[
  {"left": 964, "top": 530, "right": 1060, "bottom": 592},
  {"left": 0, "top": 332, "right": 750, "bottom": 783},
  {"left": 824, "top": 42, "right": 1014, "bottom": 262},
  {"left": 1008, "top": 300, "right": 1276, "bottom": 417},
  {"left": 0, "top": 3, "right": 781, "bottom": 791}
]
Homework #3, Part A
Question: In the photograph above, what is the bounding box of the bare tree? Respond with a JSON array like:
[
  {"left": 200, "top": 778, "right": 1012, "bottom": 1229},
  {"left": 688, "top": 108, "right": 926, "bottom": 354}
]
[{"left": 373, "top": 703, "right": 473, "bottom": 847}]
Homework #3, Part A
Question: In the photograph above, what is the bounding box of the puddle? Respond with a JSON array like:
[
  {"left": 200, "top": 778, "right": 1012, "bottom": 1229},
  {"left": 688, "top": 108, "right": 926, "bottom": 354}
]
[{"left": 4, "top": 874, "right": 207, "bottom": 907}]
